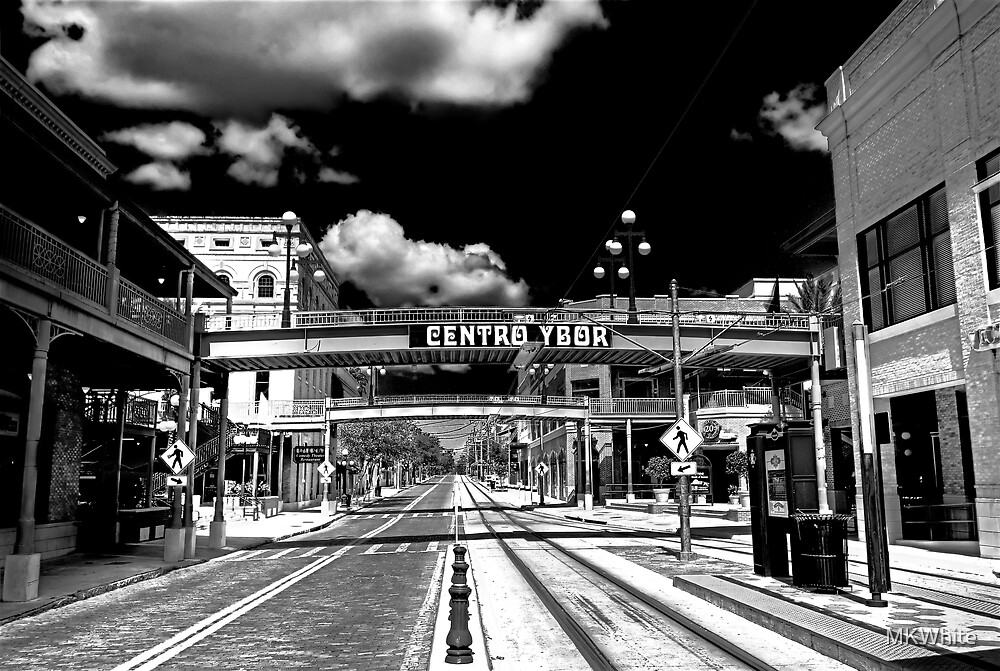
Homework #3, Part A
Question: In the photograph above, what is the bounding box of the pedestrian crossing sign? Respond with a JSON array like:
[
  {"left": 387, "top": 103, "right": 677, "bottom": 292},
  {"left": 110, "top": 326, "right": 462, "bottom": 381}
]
[
  {"left": 160, "top": 439, "right": 195, "bottom": 475},
  {"left": 659, "top": 418, "right": 703, "bottom": 461},
  {"left": 317, "top": 460, "right": 335, "bottom": 478}
]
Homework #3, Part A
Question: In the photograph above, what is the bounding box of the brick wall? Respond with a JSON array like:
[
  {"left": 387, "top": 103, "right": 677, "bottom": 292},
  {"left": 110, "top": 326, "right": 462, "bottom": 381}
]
[
  {"left": 934, "top": 388, "right": 966, "bottom": 497},
  {"left": 43, "top": 362, "right": 82, "bottom": 524}
]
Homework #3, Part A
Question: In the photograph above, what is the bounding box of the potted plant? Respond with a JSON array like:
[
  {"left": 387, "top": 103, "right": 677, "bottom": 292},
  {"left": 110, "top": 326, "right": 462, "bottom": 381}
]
[
  {"left": 644, "top": 456, "right": 674, "bottom": 503},
  {"left": 727, "top": 484, "right": 740, "bottom": 506},
  {"left": 725, "top": 449, "right": 751, "bottom": 508}
]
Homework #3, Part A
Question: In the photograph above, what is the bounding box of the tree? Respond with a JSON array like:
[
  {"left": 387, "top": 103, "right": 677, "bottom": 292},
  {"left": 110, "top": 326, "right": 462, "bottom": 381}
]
[
  {"left": 789, "top": 274, "right": 841, "bottom": 314},
  {"left": 337, "top": 419, "right": 419, "bottom": 495}
]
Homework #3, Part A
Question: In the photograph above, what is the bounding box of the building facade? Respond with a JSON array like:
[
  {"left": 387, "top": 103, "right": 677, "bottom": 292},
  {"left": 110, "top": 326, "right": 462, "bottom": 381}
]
[
  {"left": 818, "top": 0, "right": 1000, "bottom": 555},
  {"left": 151, "top": 216, "right": 359, "bottom": 511}
]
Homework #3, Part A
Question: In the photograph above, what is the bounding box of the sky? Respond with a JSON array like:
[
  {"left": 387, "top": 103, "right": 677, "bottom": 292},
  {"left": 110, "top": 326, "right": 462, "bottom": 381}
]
[{"left": 1, "top": 0, "right": 902, "bottom": 448}]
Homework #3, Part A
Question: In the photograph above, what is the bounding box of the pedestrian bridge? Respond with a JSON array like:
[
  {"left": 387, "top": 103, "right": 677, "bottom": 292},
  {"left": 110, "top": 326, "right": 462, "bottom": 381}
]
[
  {"left": 199, "top": 307, "right": 826, "bottom": 375},
  {"left": 324, "top": 394, "right": 678, "bottom": 423}
]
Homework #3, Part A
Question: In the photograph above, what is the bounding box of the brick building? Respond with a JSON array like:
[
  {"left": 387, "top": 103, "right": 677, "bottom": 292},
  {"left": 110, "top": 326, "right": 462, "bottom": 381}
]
[{"left": 817, "top": 0, "right": 1000, "bottom": 556}]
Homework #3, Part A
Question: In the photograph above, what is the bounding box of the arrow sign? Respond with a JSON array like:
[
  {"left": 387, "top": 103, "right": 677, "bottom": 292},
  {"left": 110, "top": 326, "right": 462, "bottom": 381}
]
[
  {"left": 317, "top": 460, "right": 335, "bottom": 478},
  {"left": 160, "top": 439, "right": 195, "bottom": 475},
  {"left": 320, "top": 476, "right": 332, "bottom": 484},
  {"left": 670, "top": 461, "right": 698, "bottom": 476},
  {"left": 166, "top": 475, "right": 186, "bottom": 487},
  {"left": 659, "top": 418, "right": 703, "bottom": 461}
]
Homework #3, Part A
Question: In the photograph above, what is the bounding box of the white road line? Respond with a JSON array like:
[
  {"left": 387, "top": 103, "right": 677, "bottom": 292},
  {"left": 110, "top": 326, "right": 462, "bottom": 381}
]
[
  {"left": 362, "top": 544, "right": 383, "bottom": 555},
  {"left": 240, "top": 550, "right": 267, "bottom": 561},
  {"left": 218, "top": 550, "right": 250, "bottom": 561},
  {"left": 382, "top": 514, "right": 392, "bottom": 518},
  {"left": 296, "top": 546, "right": 323, "bottom": 558},
  {"left": 268, "top": 548, "right": 296, "bottom": 559},
  {"left": 395, "top": 543, "right": 410, "bottom": 553},
  {"left": 427, "top": 541, "right": 438, "bottom": 553},
  {"left": 114, "top": 515, "right": 406, "bottom": 671}
]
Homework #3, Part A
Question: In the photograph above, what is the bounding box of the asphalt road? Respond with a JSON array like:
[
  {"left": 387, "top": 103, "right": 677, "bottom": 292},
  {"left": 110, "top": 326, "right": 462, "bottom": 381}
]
[{"left": 0, "top": 478, "right": 457, "bottom": 671}]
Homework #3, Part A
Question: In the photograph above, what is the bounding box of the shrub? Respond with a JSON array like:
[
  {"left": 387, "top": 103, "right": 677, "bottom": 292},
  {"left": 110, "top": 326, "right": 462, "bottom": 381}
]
[
  {"left": 644, "top": 456, "right": 674, "bottom": 485},
  {"left": 724, "top": 450, "right": 749, "bottom": 478}
]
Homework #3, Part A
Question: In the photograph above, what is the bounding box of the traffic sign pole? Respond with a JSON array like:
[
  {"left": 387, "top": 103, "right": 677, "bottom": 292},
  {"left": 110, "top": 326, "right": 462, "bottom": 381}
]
[
  {"left": 321, "top": 421, "right": 334, "bottom": 515},
  {"left": 672, "top": 279, "right": 695, "bottom": 561}
]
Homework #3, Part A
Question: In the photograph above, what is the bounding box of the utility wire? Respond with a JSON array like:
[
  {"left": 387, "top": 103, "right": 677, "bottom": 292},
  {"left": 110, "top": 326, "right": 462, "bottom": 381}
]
[{"left": 559, "top": 0, "right": 758, "bottom": 303}]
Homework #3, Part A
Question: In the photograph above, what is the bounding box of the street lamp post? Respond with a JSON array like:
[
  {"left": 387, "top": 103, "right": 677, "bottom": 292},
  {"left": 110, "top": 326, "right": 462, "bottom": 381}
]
[
  {"left": 268, "top": 211, "right": 315, "bottom": 329},
  {"left": 593, "top": 210, "right": 651, "bottom": 324}
]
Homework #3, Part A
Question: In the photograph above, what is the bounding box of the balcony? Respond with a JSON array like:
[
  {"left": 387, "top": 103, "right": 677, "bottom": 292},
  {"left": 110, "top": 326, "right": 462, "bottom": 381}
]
[
  {"left": 690, "top": 386, "right": 806, "bottom": 418},
  {"left": 0, "top": 205, "right": 188, "bottom": 349}
]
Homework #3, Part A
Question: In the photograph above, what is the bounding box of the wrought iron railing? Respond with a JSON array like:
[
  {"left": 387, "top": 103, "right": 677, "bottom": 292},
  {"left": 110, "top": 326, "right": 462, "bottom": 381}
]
[
  {"left": 204, "top": 307, "right": 817, "bottom": 332},
  {"left": 326, "top": 394, "right": 586, "bottom": 409},
  {"left": 227, "top": 399, "right": 327, "bottom": 423},
  {"left": 0, "top": 206, "right": 108, "bottom": 306},
  {"left": 117, "top": 279, "right": 187, "bottom": 346},
  {"left": 83, "top": 390, "right": 158, "bottom": 427}
]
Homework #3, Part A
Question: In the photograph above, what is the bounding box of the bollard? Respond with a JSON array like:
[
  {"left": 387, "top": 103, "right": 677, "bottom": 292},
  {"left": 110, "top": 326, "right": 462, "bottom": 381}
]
[{"left": 445, "top": 545, "right": 474, "bottom": 664}]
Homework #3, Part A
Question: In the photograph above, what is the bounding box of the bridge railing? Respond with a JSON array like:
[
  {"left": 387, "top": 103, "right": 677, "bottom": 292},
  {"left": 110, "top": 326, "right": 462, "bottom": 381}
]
[
  {"left": 203, "top": 307, "right": 819, "bottom": 332},
  {"left": 324, "top": 394, "right": 677, "bottom": 416},
  {"left": 228, "top": 399, "right": 326, "bottom": 421},
  {"left": 588, "top": 397, "right": 676, "bottom": 415}
]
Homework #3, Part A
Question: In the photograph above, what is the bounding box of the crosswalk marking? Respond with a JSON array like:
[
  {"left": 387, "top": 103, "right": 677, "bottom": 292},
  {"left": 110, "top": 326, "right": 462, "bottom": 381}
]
[
  {"left": 297, "top": 546, "right": 322, "bottom": 558},
  {"left": 217, "top": 544, "right": 443, "bottom": 562},
  {"left": 362, "top": 544, "right": 383, "bottom": 555},
  {"left": 395, "top": 543, "right": 410, "bottom": 553},
  {"left": 269, "top": 548, "right": 296, "bottom": 559},
  {"left": 427, "top": 541, "right": 438, "bottom": 553}
]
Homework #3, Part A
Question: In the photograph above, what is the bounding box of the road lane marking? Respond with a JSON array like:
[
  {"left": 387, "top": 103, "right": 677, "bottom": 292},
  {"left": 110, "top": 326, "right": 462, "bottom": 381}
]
[
  {"left": 395, "top": 543, "right": 411, "bottom": 553},
  {"left": 240, "top": 550, "right": 266, "bottom": 561},
  {"left": 268, "top": 548, "right": 296, "bottom": 559},
  {"left": 362, "top": 544, "right": 383, "bottom": 555},
  {"left": 398, "top": 550, "right": 447, "bottom": 671},
  {"left": 296, "top": 546, "right": 322, "bottom": 558},
  {"left": 427, "top": 541, "right": 439, "bottom": 553},
  {"left": 114, "top": 515, "right": 405, "bottom": 671}
]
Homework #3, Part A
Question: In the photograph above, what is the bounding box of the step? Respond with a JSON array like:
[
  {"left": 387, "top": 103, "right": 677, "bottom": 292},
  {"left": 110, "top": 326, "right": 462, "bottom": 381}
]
[{"left": 673, "top": 574, "right": 989, "bottom": 671}]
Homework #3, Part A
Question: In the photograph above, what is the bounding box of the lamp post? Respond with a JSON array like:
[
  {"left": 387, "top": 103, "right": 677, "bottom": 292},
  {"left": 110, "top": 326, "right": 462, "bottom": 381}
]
[
  {"left": 268, "top": 211, "right": 314, "bottom": 328},
  {"left": 593, "top": 210, "right": 651, "bottom": 324},
  {"left": 367, "top": 365, "right": 386, "bottom": 405}
]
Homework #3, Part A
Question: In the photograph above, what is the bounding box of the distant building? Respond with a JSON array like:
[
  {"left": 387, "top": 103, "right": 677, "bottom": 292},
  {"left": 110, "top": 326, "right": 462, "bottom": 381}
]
[
  {"left": 818, "top": 0, "right": 1000, "bottom": 556},
  {"left": 152, "top": 216, "right": 359, "bottom": 511}
]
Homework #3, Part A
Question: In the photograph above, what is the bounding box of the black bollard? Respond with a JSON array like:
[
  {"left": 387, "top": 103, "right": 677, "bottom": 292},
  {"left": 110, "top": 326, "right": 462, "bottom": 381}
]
[{"left": 445, "top": 545, "right": 474, "bottom": 664}]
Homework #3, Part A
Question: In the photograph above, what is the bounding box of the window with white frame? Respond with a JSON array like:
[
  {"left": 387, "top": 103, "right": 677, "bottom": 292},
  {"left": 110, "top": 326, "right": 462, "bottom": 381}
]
[
  {"left": 858, "top": 184, "right": 956, "bottom": 331},
  {"left": 256, "top": 273, "right": 275, "bottom": 298},
  {"left": 979, "top": 149, "right": 1000, "bottom": 288}
]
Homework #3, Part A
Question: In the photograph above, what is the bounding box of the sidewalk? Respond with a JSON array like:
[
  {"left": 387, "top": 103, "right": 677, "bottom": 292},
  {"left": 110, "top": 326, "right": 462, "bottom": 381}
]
[
  {"left": 0, "top": 490, "right": 399, "bottom": 626},
  {"left": 484, "top": 485, "right": 1000, "bottom": 670}
]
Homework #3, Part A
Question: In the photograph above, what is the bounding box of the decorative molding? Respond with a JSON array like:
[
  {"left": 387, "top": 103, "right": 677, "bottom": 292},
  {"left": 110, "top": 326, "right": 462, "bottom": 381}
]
[{"left": 0, "top": 57, "right": 116, "bottom": 177}]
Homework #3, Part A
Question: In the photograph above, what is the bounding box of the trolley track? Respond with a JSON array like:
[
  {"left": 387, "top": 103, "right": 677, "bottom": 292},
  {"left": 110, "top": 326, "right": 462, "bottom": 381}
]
[{"left": 458, "top": 478, "right": 766, "bottom": 671}]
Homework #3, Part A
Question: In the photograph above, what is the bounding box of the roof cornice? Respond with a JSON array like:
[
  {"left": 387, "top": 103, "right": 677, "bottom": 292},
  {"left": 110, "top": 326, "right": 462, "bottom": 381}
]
[{"left": 0, "top": 55, "right": 116, "bottom": 177}]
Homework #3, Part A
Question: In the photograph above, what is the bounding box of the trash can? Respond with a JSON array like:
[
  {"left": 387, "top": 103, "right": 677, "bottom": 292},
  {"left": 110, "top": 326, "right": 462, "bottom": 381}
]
[
  {"left": 341, "top": 493, "right": 352, "bottom": 507},
  {"left": 789, "top": 513, "right": 852, "bottom": 591}
]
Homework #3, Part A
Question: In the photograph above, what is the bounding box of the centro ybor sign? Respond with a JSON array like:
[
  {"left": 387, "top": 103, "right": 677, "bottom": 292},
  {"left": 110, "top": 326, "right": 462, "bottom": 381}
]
[{"left": 409, "top": 323, "right": 611, "bottom": 348}]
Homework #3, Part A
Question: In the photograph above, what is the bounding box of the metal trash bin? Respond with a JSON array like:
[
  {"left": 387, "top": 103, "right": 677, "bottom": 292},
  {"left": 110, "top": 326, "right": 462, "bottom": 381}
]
[
  {"left": 789, "top": 513, "right": 852, "bottom": 591},
  {"left": 340, "top": 493, "right": 352, "bottom": 508}
]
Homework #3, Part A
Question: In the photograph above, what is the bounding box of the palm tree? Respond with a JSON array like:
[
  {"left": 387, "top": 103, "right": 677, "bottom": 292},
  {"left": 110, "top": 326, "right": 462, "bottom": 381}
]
[{"left": 789, "top": 274, "right": 841, "bottom": 314}]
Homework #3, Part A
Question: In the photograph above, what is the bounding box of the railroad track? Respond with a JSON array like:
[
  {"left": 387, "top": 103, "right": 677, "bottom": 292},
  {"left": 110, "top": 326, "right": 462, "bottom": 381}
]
[{"left": 457, "top": 477, "right": 766, "bottom": 671}]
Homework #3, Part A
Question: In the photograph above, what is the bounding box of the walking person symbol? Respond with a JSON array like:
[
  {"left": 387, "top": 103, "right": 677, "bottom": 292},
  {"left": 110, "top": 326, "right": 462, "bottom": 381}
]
[
  {"left": 167, "top": 445, "right": 185, "bottom": 471},
  {"left": 673, "top": 427, "right": 688, "bottom": 454}
]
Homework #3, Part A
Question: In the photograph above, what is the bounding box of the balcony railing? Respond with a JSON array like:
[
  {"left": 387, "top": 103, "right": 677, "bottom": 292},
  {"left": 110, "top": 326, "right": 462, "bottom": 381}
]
[
  {"left": 228, "top": 399, "right": 327, "bottom": 422},
  {"left": 204, "top": 307, "right": 819, "bottom": 332},
  {"left": 588, "top": 398, "right": 676, "bottom": 415},
  {"left": 83, "top": 390, "right": 158, "bottom": 427},
  {"left": 690, "top": 386, "right": 806, "bottom": 417},
  {"left": 0, "top": 206, "right": 107, "bottom": 306},
  {"left": 1, "top": 205, "right": 190, "bottom": 349},
  {"left": 117, "top": 280, "right": 187, "bottom": 346}
]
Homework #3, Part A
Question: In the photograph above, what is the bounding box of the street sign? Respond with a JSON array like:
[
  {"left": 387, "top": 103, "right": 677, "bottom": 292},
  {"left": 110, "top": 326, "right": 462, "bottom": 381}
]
[
  {"left": 317, "top": 460, "right": 335, "bottom": 478},
  {"left": 659, "top": 418, "right": 703, "bottom": 461},
  {"left": 320, "top": 476, "right": 332, "bottom": 484},
  {"left": 670, "top": 461, "right": 698, "bottom": 476},
  {"left": 160, "top": 439, "right": 195, "bottom": 475},
  {"left": 293, "top": 446, "right": 325, "bottom": 463},
  {"left": 166, "top": 475, "right": 186, "bottom": 487},
  {"left": 536, "top": 462, "right": 549, "bottom": 475}
]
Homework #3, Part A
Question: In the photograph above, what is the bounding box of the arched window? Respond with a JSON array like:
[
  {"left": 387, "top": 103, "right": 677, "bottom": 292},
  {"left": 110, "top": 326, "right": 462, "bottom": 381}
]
[
  {"left": 257, "top": 273, "right": 275, "bottom": 298},
  {"left": 216, "top": 273, "right": 231, "bottom": 285}
]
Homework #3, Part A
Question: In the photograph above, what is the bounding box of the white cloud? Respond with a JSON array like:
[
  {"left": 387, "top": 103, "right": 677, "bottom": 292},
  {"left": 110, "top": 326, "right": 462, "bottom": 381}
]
[
  {"left": 317, "top": 209, "right": 530, "bottom": 307},
  {"left": 102, "top": 121, "right": 209, "bottom": 161},
  {"left": 124, "top": 162, "right": 191, "bottom": 191},
  {"left": 318, "top": 167, "right": 360, "bottom": 185},
  {"left": 758, "top": 84, "right": 828, "bottom": 152},
  {"left": 216, "top": 114, "right": 315, "bottom": 187},
  {"left": 21, "top": 0, "right": 607, "bottom": 116},
  {"left": 729, "top": 128, "right": 752, "bottom": 143}
]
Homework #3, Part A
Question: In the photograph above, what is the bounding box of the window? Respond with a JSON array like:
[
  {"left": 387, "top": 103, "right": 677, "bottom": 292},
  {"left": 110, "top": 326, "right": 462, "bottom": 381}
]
[
  {"left": 572, "top": 378, "right": 600, "bottom": 399},
  {"left": 858, "top": 185, "right": 956, "bottom": 331},
  {"left": 257, "top": 273, "right": 275, "bottom": 298},
  {"left": 255, "top": 371, "right": 270, "bottom": 403},
  {"left": 212, "top": 237, "right": 232, "bottom": 249},
  {"left": 979, "top": 149, "right": 1000, "bottom": 288},
  {"left": 216, "top": 273, "right": 230, "bottom": 285}
]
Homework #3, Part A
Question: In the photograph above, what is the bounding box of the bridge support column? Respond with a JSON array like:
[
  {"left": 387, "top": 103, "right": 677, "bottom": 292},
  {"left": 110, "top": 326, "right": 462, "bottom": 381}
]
[
  {"left": 576, "top": 424, "right": 584, "bottom": 508},
  {"left": 584, "top": 419, "right": 593, "bottom": 511},
  {"left": 626, "top": 418, "right": 635, "bottom": 502}
]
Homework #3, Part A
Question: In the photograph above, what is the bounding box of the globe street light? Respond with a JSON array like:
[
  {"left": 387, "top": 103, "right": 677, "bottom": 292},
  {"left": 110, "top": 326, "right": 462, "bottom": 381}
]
[
  {"left": 268, "top": 211, "right": 305, "bottom": 328},
  {"left": 593, "top": 210, "right": 650, "bottom": 324}
]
